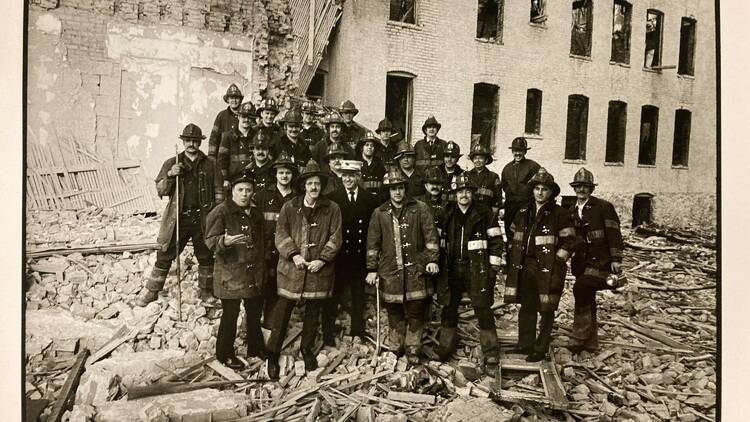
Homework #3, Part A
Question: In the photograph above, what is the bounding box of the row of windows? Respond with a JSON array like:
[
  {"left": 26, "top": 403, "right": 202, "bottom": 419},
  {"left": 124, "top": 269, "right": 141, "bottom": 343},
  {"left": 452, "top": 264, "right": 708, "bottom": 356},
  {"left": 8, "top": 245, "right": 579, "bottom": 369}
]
[
  {"left": 390, "top": 0, "right": 698, "bottom": 77},
  {"left": 522, "top": 89, "right": 691, "bottom": 167}
]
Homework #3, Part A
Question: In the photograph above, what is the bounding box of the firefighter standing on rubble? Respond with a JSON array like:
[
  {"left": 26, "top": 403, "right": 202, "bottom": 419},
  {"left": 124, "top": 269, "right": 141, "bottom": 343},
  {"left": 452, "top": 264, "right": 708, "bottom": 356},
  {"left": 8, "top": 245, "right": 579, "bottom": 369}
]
[
  {"left": 500, "top": 137, "right": 541, "bottom": 246},
  {"left": 465, "top": 141, "right": 503, "bottom": 216},
  {"left": 204, "top": 172, "right": 267, "bottom": 370},
  {"left": 208, "top": 83, "right": 245, "bottom": 160},
  {"left": 504, "top": 168, "right": 577, "bottom": 362},
  {"left": 435, "top": 173, "right": 504, "bottom": 374},
  {"left": 366, "top": 168, "right": 440, "bottom": 365},
  {"left": 136, "top": 124, "right": 222, "bottom": 307},
  {"left": 218, "top": 102, "right": 256, "bottom": 192},
  {"left": 437, "top": 141, "right": 464, "bottom": 203},
  {"left": 265, "top": 160, "right": 342, "bottom": 379},
  {"left": 567, "top": 168, "right": 624, "bottom": 353}
]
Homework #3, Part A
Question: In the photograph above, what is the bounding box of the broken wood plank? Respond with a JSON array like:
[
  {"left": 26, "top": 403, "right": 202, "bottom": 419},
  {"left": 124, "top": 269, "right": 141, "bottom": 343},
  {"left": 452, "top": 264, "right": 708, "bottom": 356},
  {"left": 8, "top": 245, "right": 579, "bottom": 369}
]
[
  {"left": 282, "top": 327, "right": 303, "bottom": 350},
  {"left": 304, "top": 398, "right": 321, "bottom": 422},
  {"left": 48, "top": 349, "right": 90, "bottom": 422},
  {"left": 633, "top": 283, "right": 716, "bottom": 292},
  {"left": 386, "top": 391, "right": 436, "bottom": 404},
  {"left": 540, "top": 360, "right": 568, "bottom": 409},
  {"left": 127, "top": 379, "right": 268, "bottom": 400},
  {"left": 162, "top": 356, "right": 215, "bottom": 382},
  {"left": 615, "top": 317, "right": 692, "bottom": 351},
  {"left": 316, "top": 350, "right": 347, "bottom": 382},
  {"left": 207, "top": 360, "right": 246, "bottom": 381},
  {"left": 27, "top": 242, "right": 160, "bottom": 258},
  {"left": 86, "top": 325, "right": 138, "bottom": 367}
]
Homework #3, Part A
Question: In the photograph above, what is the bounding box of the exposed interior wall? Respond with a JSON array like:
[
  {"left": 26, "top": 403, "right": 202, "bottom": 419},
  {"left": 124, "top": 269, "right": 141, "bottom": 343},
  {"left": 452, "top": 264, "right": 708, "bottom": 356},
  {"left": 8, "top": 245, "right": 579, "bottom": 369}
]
[{"left": 27, "top": 0, "right": 295, "bottom": 176}]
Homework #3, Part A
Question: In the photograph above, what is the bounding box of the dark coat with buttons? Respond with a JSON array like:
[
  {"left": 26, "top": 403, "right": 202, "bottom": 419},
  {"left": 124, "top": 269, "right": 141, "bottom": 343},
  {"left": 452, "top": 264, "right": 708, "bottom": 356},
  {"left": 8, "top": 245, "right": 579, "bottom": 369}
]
[
  {"left": 270, "top": 135, "right": 311, "bottom": 173},
  {"left": 254, "top": 184, "right": 296, "bottom": 265},
  {"left": 437, "top": 202, "right": 504, "bottom": 307},
  {"left": 204, "top": 199, "right": 266, "bottom": 299},
  {"left": 361, "top": 157, "right": 386, "bottom": 196},
  {"left": 208, "top": 107, "right": 239, "bottom": 160},
  {"left": 569, "top": 196, "right": 623, "bottom": 280},
  {"left": 275, "top": 196, "right": 343, "bottom": 300},
  {"left": 414, "top": 137, "right": 448, "bottom": 172},
  {"left": 466, "top": 167, "right": 503, "bottom": 214},
  {"left": 218, "top": 127, "right": 255, "bottom": 182},
  {"left": 504, "top": 201, "right": 578, "bottom": 312},
  {"left": 155, "top": 151, "right": 222, "bottom": 253},
  {"left": 437, "top": 164, "right": 463, "bottom": 203},
  {"left": 330, "top": 187, "right": 379, "bottom": 270},
  {"left": 366, "top": 198, "right": 440, "bottom": 303}
]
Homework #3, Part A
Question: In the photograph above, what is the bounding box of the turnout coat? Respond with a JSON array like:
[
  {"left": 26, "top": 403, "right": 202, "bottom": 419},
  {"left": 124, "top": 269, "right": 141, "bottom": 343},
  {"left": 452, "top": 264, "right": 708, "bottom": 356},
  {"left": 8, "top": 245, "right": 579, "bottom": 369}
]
[
  {"left": 218, "top": 127, "right": 255, "bottom": 182},
  {"left": 255, "top": 184, "right": 296, "bottom": 267},
  {"left": 205, "top": 200, "right": 266, "bottom": 299},
  {"left": 155, "top": 151, "right": 222, "bottom": 253},
  {"left": 270, "top": 135, "right": 311, "bottom": 173},
  {"left": 504, "top": 201, "right": 578, "bottom": 312},
  {"left": 414, "top": 137, "right": 448, "bottom": 172},
  {"left": 465, "top": 167, "right": 503, "bottom": 214},
  {"left": 208, "top": 107, "right": 239, "bottom": 159},
  {"left": 437, "top": 203, "right": 504, "bottom": 307},
  {"left": 366, "top": 198, "right": 440, "bottom": 303},
  {"left": 569, "top": 196, "right": 623, "bottom": 281},
  {"left": 275, "top": 196, "right": 343, "bottom": 300}
]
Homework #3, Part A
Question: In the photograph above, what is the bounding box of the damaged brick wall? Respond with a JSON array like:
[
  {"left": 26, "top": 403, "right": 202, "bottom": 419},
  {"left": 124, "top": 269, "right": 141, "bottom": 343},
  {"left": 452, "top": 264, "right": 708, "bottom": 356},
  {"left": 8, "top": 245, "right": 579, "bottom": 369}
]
[{"left": 27, "top": 0, "right": 296, "bottom": 175}]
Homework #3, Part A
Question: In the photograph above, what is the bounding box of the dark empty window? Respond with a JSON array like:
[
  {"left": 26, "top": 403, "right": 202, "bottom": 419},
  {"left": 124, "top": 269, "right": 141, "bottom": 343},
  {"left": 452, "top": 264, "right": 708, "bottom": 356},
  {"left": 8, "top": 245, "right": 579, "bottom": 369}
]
[
  {"left": 385, "top": 73, "right": 414, "bottom": 141},
  {"left": 525, "top": 89, "right": 542, "bottom": 135},
  {"left": 605, "top": 101, "right": 627, "bottom": 163},
  {"left": 471, "top": 83, "right": 500, "bottom": 150},
  {"left": 672, "top": 109, "right": 691, "bottom": 167},
  {"left": 531, "top": 0, "right": 546, "bottom": 24},
  {"left": 390, "top": 0, "right": 415, "bottom": 24},
  {"left": 644, "top": 10, "right": 663, "bottom": 69},
  {"left": 306, "top": 71, "right": 325, "bottom": 102},
  {"left": 678, "top": 18, "right": 697, "bottom": 76},
  {"left": 477, "top": 0, "right": 504, "bottom": 41},
  {"left": 565, "top": 95, "right": 589, "bottom": 160},
  {"left": 638, "top": 105, "right": 659, "bottom": 165},
  {"left": 571, "top": 0, "right": 593, "bottom": 57},
  {"left": 611, "top": 0, "right": 632, "bottom": 64},
  {"left": 632, "top": 193, "right": 654, "bottom": 227}
]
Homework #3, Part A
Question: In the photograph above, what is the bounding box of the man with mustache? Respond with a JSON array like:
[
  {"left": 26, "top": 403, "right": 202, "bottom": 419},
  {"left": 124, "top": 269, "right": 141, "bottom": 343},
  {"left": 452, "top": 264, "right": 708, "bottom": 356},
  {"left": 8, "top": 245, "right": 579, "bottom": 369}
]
[
  {"left": 339, "top": 100, "right": 367, "bottom": 147},
  {"left": 392, "top": 141, "right": 426, "bottom": 198},
  {"left": 312, "top": 111, "right": 355, "bottom": 173},
  {"left": 366, "top": 168, "right": 440, "bottom": 366},
  {"left": 253, "top": 98, "right": 283, "bottom": 149},
  {"left": 375, "top": 117, "right": 401, "bottom": 170},
  {"left": 136, "top": 124, "right": 222, "bottom": 306},
  {"left": 271, "top": 108, "right": 311, "bottom": 173},
  {"left": 266, "top": 160, "right": 342, "bottom": 379},
  {"left": 218, "top": 102, "right": 256, "bottom": 193},
  {"left": 245, "top": 128, "right": 275, "bottom": 192},
  {"left": 300, "top": 100, "right": 325, "bottom": 154},
  {"left": 437, "top": 141, "right": 464, "bottom": 203}
]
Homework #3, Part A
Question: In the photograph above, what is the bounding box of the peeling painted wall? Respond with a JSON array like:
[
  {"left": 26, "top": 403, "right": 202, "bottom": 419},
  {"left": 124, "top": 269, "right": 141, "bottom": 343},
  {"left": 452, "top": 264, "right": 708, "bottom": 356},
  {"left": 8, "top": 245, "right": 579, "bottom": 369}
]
[{"left": 27, "top": 0, "right": 295, "bottom": 176}]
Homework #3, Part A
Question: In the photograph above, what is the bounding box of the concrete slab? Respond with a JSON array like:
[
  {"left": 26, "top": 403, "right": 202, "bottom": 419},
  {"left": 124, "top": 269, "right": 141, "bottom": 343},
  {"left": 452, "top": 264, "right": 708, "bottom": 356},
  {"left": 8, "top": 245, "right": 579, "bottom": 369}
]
[
  {"left": 25, "top": 309, "right": 118, "bottom": 358},
  {"left": 441, "top": 397, "right": 515, "bottom": 421},
  {"left": 95, "top": 388, "right": 247, "bottom": 422}
]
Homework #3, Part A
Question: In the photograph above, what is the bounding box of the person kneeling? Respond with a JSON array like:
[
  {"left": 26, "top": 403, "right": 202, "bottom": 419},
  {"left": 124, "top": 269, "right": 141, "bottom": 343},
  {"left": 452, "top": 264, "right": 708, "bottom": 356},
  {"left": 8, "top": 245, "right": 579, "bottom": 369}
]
[{"left": 205, "top": 173, "right": 267, "bottom": 370}]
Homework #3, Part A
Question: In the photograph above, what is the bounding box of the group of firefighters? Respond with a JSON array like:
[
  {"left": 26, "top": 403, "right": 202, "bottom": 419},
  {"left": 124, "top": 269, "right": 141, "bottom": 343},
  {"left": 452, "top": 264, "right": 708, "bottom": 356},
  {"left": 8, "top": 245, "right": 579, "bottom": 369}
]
[{"left": 134, "top": 83, "right": 624, "bottom": 379}]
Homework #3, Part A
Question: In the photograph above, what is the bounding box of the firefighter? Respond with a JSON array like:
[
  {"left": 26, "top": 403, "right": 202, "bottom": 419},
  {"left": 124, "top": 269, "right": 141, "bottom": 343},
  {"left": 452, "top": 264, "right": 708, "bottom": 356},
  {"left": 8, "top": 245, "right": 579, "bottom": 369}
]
[
  {"left": 136, "top": 124, "right": 222, "bottom": 306},
  {"left": 375, "top": 117, "right": 401, "bottom": 169},
  {"left": 300, "top": 100, "right": 326, "bottom": 153},
  {"left": 208, "top": 83, "right": 245, "bottom": 160},
  {"left": 218, "top": 102, "right": 256, "bottom": 192},
  {"left": 339, "top": 100, "right": 367, "bottom": 146},
  {"left": 322, "top": 142, "right": 349, "bottom": 196},
  {"left": 245, "top": 128, "right": 275, "bottom": 192},
  {"left": 254, "top": 152, "right": 298, "bottom": 329},
  {"left": 465, "top": 141, "right": 502, "bottom": 216},
  {"left": 435, "top": 173, "right": 504, "bottom": 374},
  {"left": 438, "top": 141, "right": 464, "bottom": 203},
  {"left": 567, "top": 168, "right": 623, "bottom": 353},
  {"left": 366, "top": 168, "right": 440, "bottom": 365},
  {"left": 392, "top": 140, "right": 426, "bottom": 198},
  {"left": 359, "top": 131, "right": 387, "bottom": 198},
  {"left": 253, "top": 98, "right": 283, "bottom": 148},
  {"left": 266, "top": 160, "right": 342, "bottom": 378},
  {"left": 324, "top": 160, "right": 380, "bottom": 343},
  {"left": 414, "top": 115, "right": 447, "bottom": 173},
  {"left": 499, "top": 137, "right": 541, "bottom": 245},
  {"left": 271, "top": 108, "right": 311, "bottom": 173},
  {"left": 312, "top": 111, "right": 355, "bottom": 173},
  {"left": 204, "top": 172, "right": 267, "bottom": 369},
  {"left": 416, "top": 166, "right": 448, "bottom": 238},
  {"left": 504, "top": 168, "right": 577, "bottom": 362}
]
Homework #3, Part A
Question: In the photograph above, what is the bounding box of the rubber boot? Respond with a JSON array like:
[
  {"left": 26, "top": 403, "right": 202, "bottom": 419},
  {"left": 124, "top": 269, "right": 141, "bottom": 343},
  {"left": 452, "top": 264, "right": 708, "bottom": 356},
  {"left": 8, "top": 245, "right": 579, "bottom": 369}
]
[
  {"left": 135, "top": 289, "right": 159, "bottom": 307},
  {"left": 137, "top": 266, "right": 169, "bottom": 306},
  {"left": 479, "top": 329, "right": 500, "bottom": 375},
  {"left": 302, "top": 349, "right": 318, "bottom": 371},
  {"left": 385, "top": 319, "right": 406, "bottom": 356},
  {"left": 436, "top": 327, "right": 458, "bottom": 362},
  {"left": 568, "top": 305, "right": 594, "bottom": 353},
  {"left": 404, "top": 319, "right": 425, "bottom": 366},
  {"left": 198, "top": 266, "right": 219, "bottom": 307},
  {"left": 585, "top": 306, "right": 599, "bottom": 351},
  {"left": 266, "top": 353, "right": 280, "bottom": 380}
]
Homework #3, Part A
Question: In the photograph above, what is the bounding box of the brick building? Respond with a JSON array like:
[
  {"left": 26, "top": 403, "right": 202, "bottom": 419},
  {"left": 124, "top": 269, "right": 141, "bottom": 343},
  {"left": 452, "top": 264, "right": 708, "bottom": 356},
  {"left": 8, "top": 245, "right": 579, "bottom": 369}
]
[{"left": 314, "top": 0, "right": 716, "bottom": 227}]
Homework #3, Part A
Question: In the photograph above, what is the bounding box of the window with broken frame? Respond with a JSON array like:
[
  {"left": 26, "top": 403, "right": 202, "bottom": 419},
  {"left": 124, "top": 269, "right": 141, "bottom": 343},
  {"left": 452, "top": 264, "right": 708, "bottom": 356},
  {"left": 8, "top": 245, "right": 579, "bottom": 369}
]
[
  {"left": 644, "top": 10, "right": 664, "bottom": 69},
  {"left": 565, "top": 94, "right": 589, "bottom": 161},
  {"left": 638, "top": 105, "right": 659, "bottom": 166},
  {"left": 390, "top": 0, "right": 416, "bottom": 24},
  {"left": 672, "top": 109, "right": 691, "bottom": 167},
  {"left": 611, "top": 0, "right": 632, "bottom": 64},
  {"left": 570, "top": 0, "right": 593, "bottom": 57},
  {"left": 471, "top": 83, "right": 500, "bottom": 151},
  {"left": 530, "top": 0, "right": 546, "bottom": 24},
  {"left": 524, "top": 88, "right": 543, "bottom": 136},
  {"left": 678, "top": 17, "right": 697, "bottom": 76},
  {"left": 476, "top": 0, "right": 504, "bottom": 42}
]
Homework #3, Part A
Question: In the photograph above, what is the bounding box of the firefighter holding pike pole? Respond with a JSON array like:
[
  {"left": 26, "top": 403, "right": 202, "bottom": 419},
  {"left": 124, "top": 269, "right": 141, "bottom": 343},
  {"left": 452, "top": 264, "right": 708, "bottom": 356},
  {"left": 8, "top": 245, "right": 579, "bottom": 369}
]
[{"left": 136, "top": 124, "right": 223, "bottom": 309}]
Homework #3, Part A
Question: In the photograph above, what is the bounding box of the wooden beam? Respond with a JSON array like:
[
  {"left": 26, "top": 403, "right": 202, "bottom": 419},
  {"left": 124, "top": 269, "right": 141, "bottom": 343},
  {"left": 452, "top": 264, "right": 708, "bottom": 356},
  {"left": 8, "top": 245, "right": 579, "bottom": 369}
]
[
  {"left": 615, "top": 317, "right": 692, "bottom": 351},
  {"left": 48, "top": 349, "right": 90, "bottom": 422},
  {"left": 26, "top": 242, "right": 160, "bottom": 259}
]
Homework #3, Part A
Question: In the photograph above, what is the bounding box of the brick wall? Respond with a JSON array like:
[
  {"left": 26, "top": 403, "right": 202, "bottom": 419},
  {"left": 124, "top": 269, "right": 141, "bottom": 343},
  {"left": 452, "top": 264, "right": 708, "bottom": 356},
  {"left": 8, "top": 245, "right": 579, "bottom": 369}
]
[
  {"left": 27, "top": 0, "right": 295, "bottom": 175},
  {"left": 323, "top": 0, "right": 717, "bottom": 226}
]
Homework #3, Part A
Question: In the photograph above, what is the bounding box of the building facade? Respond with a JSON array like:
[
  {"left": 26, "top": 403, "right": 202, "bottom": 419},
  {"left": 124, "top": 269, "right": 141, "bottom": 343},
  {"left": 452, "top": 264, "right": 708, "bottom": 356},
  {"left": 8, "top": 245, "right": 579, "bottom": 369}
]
[{"left": 317, "top": 0, "right": 717, "bottom": 227}]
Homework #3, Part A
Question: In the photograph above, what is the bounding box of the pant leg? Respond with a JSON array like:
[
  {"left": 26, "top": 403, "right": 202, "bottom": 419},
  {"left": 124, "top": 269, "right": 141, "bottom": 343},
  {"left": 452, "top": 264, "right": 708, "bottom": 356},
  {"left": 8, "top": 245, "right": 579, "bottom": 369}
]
[
  {"left": 517, "top": 260, "right": 539, "bottom": 349},
  {"left": 534, "top": 310, "right": 555, "bottom": 354},
  {"left": 262, "top": 257, "right": 279, "bottom": 329},
  {"left": 403, "top": 298, "right": 430, "bottom": 353},
  {"left": 216, "top": 299, "right": 241, "bottom": 361},
  {"left": 322, "top": 271, "right": 345, "bottom": 342},
  {"left": 349, "top": 267, "right": 367, "bottom": 335},
  {"left": 190, "top": 223, "right": 214, "bottom": 290},
  {"left": 440, "top": 267, "right": 465, "bottom": 328},
  {"left": 243, "top": 296, "right": 265, "bottom": 356},
  {"left": 147, "top": 219, "right": 193, "bottom": 292},
  {"left": 301, "top": 300, "right": 323, "bottom": 352},
  {"left": 266, "top": 297, "right": 296, "bottom": 354},
  {"left": 384, "top": 302, "right": 406, "bottom": 351}
]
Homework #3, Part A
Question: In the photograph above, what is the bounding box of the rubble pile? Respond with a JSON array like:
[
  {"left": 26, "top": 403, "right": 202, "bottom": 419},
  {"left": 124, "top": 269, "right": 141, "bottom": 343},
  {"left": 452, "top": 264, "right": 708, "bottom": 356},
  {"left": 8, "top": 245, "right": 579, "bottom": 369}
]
[{"left": 24, "top": 210, "right": 716, "bottom": 421}]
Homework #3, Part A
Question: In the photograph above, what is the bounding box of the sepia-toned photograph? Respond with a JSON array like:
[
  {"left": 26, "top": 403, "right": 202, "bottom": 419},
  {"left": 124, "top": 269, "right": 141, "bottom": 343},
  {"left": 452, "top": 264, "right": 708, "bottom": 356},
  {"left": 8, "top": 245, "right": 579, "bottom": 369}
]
[{"left": 22, "top": 0, "right": 718, "bottom": 420}]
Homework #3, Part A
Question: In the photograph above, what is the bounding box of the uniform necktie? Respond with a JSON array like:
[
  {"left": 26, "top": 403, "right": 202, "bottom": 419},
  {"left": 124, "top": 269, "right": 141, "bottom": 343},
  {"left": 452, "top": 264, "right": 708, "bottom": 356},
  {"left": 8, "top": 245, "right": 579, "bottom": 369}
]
[{"left": 349, "top": 191, "right": 355, "bottom": 203}]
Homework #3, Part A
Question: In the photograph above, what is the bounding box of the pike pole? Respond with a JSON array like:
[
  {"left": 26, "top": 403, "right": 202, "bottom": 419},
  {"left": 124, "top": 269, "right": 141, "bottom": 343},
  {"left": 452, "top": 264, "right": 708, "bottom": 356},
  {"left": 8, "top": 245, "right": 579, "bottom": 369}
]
[{"left": 174, "top": 144, "right": 182, "bottom": 322}]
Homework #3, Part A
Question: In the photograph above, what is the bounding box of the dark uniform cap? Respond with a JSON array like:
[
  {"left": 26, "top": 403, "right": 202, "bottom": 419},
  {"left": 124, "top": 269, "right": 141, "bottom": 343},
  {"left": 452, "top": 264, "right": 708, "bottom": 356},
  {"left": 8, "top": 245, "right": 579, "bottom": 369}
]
[
  {"left": 280, "top": 108, "right": 303, "bottom": 124},
  {"left": 450, "top": 173, "right": 477, "bottom": 192},
  {"left": 445, "top": 141, "right": 461, "bottom": 158},
  {"left": 339, "top": 100, "right": 359, "bottom": 116},
  {"left": 326, "top": 142, "right": 349, "bottom": 159},
  {"left": 272, "top": 151, "right": 297, "bottom": 172},
  {"left": 468, "top": 141, "right": 494, "bottom": 165},
  {"left": 423, "top": 166, "right": 444, "bottom": 184},
  {"left": 179, "top": 123, "right": 206, "bottom": 140},
  {"left": 393, "top": 140, "right": 416, "bottom": 159},
  {"left": 256, "top": 98, "right": 279, "bottom": 114},
  {"left": 223, "top": 83, "right": 244, "bottom": 103},
  {"left": 237, "top": 101, "right": 256, "bottom": 117},
  {"left": 509, "top": 136, "right": 531, "bottom": 151},
  {"left": 382, "top": 168, "right": 408, "bottom": 187},
  {"left": 570, "top": 167, "right": 597, "bottom": 187},
  {"left": 421, "top": 115, "right": 442, "bottom": 134},
  {"left": 527, "top": 168, "right": 561, "bottom": 198},
  {"left": 230, "top": 170, "right": 255, "bottom": 187},
  {"left": 375, "top": 117, "right": 395, "bottom": 134}
]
